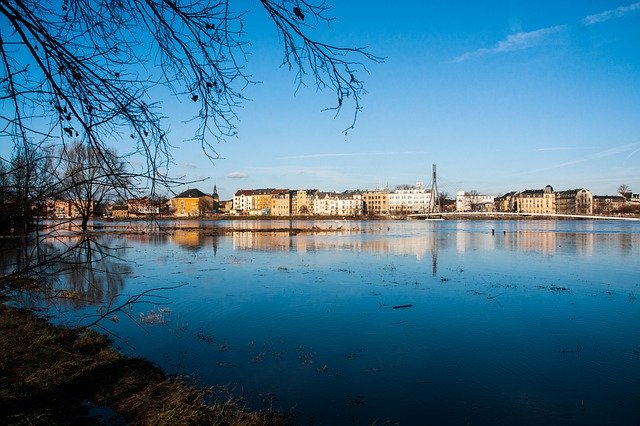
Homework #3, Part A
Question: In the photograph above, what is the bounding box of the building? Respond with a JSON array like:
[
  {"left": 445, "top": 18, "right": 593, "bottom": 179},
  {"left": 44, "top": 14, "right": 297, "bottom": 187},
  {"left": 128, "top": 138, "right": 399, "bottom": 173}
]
[
  {"left": 232, "top": 188, "right": 278, "bottom": 215},
  {"left": 232, "top": 189, "right": 253, "bottom": 214},
  {"left": 111, "top": 205, "right": 129, "bottom": 218},
  {"left": 456, "top": 191, "right": 496, "bottom": 212},
  {"left": 313, "top": 191, "right": 363, "bottom": 216},
  {"left": 270, "top": 189, "right": 291, "bottom": 216},
  {"left": 388, "top": 183, "right": 433, "bottom": 214},
  {"left": 593, "top": 195, "right": 626, "bottom": 214},
  {"left": 127, "top": 197, "right": 160, "bottom": 216},
  {"left": 362, "top": 189, "right": 389, "bottom": 215},
  {"left": 51, "top": 199, "right": 93, "bottom": 219},
  {"left": 250, "top": 188, "right": 275, "bottom": 215},
  {"left": 211, "top": 185, "right": 220, "bottom": 213},
  {"left": 170, "top": 188, "right": 214, "bottom": 217},
  {"left": 555, "top": 189, "right": 593, "bottom": 215},
  {"left": 219, "top": 200, "right": 233, "bottom": 215},
  {"left": 290, "top": 189, "right": 317, "bottom": 216},
  {"left": 517, "top": 185, "right": 555, "bottom": 214},
  {"left": 496, "top": 191, "right": 518, "bottom": 212}
]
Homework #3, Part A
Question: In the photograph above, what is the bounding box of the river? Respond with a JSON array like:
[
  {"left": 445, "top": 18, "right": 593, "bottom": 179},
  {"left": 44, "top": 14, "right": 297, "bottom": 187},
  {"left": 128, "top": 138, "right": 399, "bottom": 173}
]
[{"left": 5, "top": 219, "right": 640, "bottom": 424}]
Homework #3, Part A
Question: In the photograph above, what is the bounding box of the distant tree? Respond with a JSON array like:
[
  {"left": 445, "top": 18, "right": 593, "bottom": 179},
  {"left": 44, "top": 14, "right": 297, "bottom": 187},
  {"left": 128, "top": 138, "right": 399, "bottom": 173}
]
[
  {"left": 618, "top": 184, "right": 631, "bottom": 197},
  {"left": 198, "top": 197, "right": 213, "bottom": 216},
  {"left": 59, "top": 141, "right": 130, "bottom": 230},
  {"left": 0, "top": 142, "right": 55, "bottom": 232},
  {"left": 396, "top": 184, "right": 413, "bottom": 190}
]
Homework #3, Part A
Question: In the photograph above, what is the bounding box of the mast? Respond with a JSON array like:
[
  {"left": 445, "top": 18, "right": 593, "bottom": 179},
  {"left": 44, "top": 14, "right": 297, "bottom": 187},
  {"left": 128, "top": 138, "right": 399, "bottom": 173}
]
[{"left": 430, "top": 164, "right": 440, "bottom": 213}]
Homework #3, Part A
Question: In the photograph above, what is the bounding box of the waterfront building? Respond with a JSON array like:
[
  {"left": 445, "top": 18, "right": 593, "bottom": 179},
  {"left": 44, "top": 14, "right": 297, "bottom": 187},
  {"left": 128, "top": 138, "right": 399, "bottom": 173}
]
[
  {"left": 270, "top": 189, "right": 291, "bottom": 216},
  {"left": 362, "top": 189, "right": 389, "bottom": 215},
  {"left": 496, "top": 191, "right": 518, "bottom": 212},
  {"left": 290, "top": 189, "right": 317, "bottom": 215},
  {"left": 127, "top": 196, "right": 160, "bottom": 216},
  {"left": 313, "top": 191, "right": 363, "bottom": 216},
  {"left": 111, "top": 205, "right": 129, "bottom": 218},
  {"left": 456, "top": 191, "right": 496, "bottom": 212},
  {"left": 517, "top": 185, "right": 555, "bottom": 214},
  {"left": 555, "top": 189, "right": 593, "bottom": 215},
  {"left": 593, "top": 195, "right": 626, "bottom": 214},
  {"left": 233, "top": 189, "right": 253, "bottom": 214},
  {"left": 171, "top": 188, "right": 214, "bottom": 217},
  {"left": 388, "top": 182, "right": 432, "bottom": 214}
]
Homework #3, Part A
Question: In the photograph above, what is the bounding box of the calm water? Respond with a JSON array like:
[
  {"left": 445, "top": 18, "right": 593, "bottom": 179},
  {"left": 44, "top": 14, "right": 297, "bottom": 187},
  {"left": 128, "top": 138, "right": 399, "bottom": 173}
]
[{"left": 8, "top": 220, "right": 640, "bottom": 424}]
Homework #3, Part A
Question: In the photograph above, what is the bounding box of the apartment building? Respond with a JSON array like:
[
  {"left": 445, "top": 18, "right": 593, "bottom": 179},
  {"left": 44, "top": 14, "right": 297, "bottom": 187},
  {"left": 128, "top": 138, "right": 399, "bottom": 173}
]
[
  {"left": 270, "top": 189, "right": 291, "bottom": 216},
  {"left": 555, "top": 189, "right": 593, "bottom": 215},
  {"left": 290, "top": 189, "right": 317, "bottom": 215},
  {"left": 362, "top": 190, "right": 389, "bottom": 215},
  {"left": 388, "top": 183, "right": 432, "bottom": 213},
  {"left": 517, "top": 185, "right": 555, "bottom": 214},
  {"left": 313, "top": 191, "right": 363, "bottom": 216},
  {"left": 456, "top": 191, "right": 496, "bottom": 212}
]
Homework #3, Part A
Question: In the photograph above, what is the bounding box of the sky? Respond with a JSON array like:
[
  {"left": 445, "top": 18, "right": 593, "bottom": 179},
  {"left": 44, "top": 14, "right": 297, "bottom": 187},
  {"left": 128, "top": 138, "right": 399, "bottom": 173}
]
[
  {"left": 167, "top": 0, "right": 640, "bottom": 200},
  {"left": 5, "top": 1, "right": 640, "bottom": 200}
]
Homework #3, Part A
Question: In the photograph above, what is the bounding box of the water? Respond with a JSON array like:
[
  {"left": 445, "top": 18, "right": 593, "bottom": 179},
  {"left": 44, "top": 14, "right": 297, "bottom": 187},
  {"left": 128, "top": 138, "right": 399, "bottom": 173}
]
[{"left": 5, "top": 220, "right": 640, "bottom": 424}]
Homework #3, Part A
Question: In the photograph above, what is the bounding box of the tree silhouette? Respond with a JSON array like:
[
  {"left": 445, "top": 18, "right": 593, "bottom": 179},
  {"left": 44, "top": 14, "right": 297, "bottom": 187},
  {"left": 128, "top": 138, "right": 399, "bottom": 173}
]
[
  {"left": 0, "top": 0, "right": 383, "bottom": 185},
  {"left": 58, "top": 141, "right": 130, "bottom": 230}
]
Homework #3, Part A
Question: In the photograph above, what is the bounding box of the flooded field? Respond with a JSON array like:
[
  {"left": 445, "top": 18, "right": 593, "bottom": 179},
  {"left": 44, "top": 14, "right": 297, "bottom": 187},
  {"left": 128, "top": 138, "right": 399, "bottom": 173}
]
[{"left": 5, "top": 219, "right": 640, "bottom": 424}]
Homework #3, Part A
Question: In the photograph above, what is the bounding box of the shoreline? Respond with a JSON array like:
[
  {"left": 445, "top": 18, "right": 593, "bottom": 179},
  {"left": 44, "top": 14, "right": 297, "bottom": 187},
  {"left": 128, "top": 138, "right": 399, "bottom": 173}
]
[{"left": 0, "top": 301, "right": 282, "bottom": 425}]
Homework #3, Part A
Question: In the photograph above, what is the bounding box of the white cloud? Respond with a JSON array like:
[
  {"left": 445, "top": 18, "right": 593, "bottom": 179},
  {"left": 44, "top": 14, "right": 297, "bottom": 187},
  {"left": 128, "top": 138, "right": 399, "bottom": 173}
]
[
  {"left": 278, "top": 151, "right": 428, "bottom": 160},
  {"left": 226, "top": 171, "right": 248, "bottom": 179},
  {"left": 535, "top": 147, "right": 576, "bottom": 152},
  {"left": 582, "top": 2, "right": 640, "bottom": 26},
  {"left": 544, "top": 142, "right": 640, "bottom": 169},
  {"left": 453, "top": 25, "right": 566, "bottom": 62}
]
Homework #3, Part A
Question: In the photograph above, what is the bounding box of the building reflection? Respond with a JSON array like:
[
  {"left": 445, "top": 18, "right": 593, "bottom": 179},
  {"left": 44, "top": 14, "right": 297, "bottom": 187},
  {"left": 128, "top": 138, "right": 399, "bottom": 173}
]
[{"left": 230, "top": 231, "right": 443, "bottom": 275}]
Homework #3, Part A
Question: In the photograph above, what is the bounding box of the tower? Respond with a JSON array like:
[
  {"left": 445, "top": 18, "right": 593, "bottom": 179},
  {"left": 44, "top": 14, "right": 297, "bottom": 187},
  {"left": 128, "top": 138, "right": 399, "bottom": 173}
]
[
  {"left": 429, "top": 164, "right": 440, "bottom": 213},
  {"left": 212, "top": 184, "right": 220, "bottom": 213}
]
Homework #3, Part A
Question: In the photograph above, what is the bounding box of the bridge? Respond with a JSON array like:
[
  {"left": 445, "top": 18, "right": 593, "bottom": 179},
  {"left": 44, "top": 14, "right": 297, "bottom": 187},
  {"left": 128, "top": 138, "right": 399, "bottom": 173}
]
[{"left": 407, "top": 211, "right": 640, "bottom": 221}]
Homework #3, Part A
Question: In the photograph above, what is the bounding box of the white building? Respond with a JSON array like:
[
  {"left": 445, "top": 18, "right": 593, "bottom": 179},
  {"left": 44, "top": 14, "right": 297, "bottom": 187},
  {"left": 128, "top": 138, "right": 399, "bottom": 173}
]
[
  {"left": 456, "top": 191, "right": 496, "bottom": 212},
  {"left": 232, "top": 189, "right": 253, "bottom": 213},
  {"left": 388, "top": 182, "right": 433, "bottom": 213},
  {"left": 313, "top": 192, "right": 363, "bottom": 216}
]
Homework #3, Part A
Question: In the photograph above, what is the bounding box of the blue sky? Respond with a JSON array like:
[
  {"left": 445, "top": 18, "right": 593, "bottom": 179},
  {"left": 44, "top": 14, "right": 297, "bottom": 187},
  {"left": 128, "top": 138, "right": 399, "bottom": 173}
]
[
  {"left": 5, "top": 1, "right": 640, "bottom": 200},
  {"left": 166, "top": 0, "right": 640, "bottom": 200}
]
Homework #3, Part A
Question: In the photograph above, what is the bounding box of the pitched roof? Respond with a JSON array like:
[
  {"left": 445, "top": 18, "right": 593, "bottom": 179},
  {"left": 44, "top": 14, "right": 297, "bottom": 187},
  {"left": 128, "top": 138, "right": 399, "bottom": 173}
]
[{"left": 175, "top": 188, "right": 208, "bottom": 198}]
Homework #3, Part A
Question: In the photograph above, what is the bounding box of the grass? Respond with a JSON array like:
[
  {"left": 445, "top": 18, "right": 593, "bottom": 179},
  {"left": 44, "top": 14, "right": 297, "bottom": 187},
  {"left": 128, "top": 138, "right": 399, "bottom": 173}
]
[{"left": 0, "top": 303, "right": 282, "bottom": 425}]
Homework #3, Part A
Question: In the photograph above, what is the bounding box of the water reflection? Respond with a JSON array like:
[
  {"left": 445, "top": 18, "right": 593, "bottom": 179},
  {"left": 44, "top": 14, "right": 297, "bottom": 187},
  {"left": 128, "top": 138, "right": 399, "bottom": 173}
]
[
  {"left": 3, "top": 220, "right": 639, "bottom": 424},
  {"left": 1, "top": 232, "right": 132, "bottom": 308},
  {"left": 53, "top": 234, "right": 132, "bottom": 307}
]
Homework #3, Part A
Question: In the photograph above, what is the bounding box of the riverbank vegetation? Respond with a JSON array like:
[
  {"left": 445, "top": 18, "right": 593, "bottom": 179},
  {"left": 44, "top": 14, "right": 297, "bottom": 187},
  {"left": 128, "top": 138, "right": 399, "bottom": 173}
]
[{"left": 0, "top": 301, "right": 282, "bottom": 425}]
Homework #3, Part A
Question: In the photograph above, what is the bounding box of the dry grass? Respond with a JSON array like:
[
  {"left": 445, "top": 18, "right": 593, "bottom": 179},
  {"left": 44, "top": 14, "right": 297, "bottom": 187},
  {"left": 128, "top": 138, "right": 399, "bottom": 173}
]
[{"left": 0, "top": 303, "right": 283, "bottom": 425}]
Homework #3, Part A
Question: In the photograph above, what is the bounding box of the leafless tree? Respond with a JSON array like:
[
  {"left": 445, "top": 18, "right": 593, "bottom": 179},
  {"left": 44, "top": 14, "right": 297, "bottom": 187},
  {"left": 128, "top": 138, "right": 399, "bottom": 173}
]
[
  {"left": 1, "top": 0, "right": 383, "bottom": 188},
  {"left": 618, "top": 184, "right": 631, "bottom": 198},
  {"left": 58, "top": 141, "right": 130, "bottom": 230},
  {"left": 0, "top": 141, "right": 56, "bottom": 232},
  {"left": 198, "top": 196, "right": 214, "bottom": 216}
]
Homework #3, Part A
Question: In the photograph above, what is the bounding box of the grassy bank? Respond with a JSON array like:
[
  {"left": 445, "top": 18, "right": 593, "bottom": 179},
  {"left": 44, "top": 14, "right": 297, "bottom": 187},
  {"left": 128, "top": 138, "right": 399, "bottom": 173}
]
[{"left": 0, "top": 302, "right": 281, "bottom": 425}]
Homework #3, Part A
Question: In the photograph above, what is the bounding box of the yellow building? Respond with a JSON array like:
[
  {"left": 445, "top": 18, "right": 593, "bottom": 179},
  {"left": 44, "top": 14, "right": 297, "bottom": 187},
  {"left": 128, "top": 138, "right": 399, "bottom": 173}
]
[
  {"left": 362, "top": 190, "right": 389, "bottom": 215},
  {"left": 291, "top": 189, "right": 317, "bottom": 215},
  {"left": 517, "top": 185, "right": 555, "bottom": 214},
  {"left": 251, "top": 189, "right": 274, "bottom": 214},
  {"left": 496, "top": 191, "right": 517, "bottom": 212},
  {"left": 271, "top": 189, "right": 291, "bottom": 216},
  {"left": 171, "top": 189, "right": 214, "bottom": 217}
]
